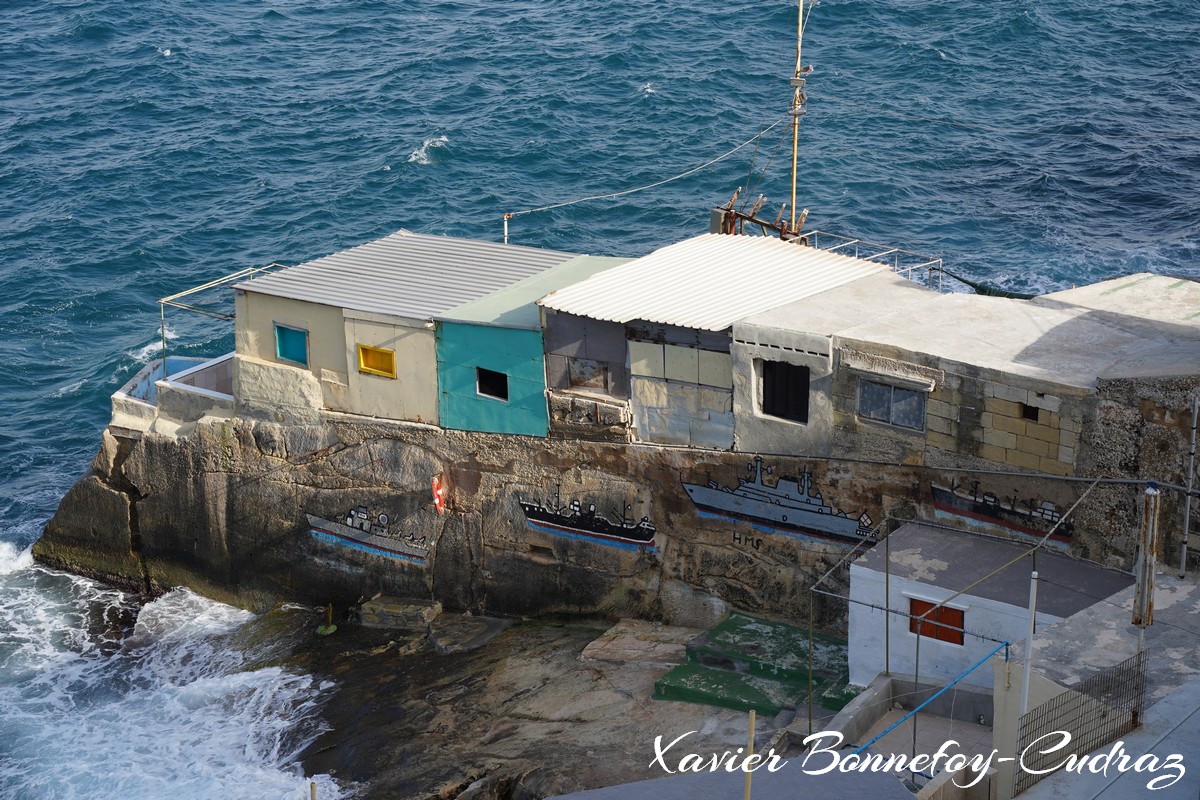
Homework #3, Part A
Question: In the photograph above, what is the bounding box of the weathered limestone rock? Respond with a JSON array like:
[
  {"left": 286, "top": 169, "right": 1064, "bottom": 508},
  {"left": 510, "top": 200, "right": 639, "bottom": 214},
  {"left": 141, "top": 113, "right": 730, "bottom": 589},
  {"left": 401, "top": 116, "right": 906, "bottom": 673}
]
[{"left": 359, "top": 597, "right": 441, "bottom": 630}]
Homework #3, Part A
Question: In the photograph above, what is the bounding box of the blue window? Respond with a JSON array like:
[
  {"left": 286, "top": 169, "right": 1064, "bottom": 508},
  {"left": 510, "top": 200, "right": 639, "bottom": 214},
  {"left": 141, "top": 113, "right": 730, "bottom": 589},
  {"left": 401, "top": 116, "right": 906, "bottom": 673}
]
[{"left": 274, "top": 324, "right": 309, "bottom": 367}]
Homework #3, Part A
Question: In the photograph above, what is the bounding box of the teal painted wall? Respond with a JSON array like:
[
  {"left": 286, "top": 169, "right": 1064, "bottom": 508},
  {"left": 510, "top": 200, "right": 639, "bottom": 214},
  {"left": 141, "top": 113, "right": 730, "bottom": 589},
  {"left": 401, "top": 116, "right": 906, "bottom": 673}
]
[{"left": 436, "top": 322, "right": 549, "bottom": 437}]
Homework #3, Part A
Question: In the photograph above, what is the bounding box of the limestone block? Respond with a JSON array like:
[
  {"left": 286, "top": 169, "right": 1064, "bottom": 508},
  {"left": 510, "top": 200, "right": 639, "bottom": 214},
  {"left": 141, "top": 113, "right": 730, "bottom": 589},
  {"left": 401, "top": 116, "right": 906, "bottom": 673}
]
[
  {"left": 979, "top": 443, "right": 1007, "bottom": 463},
  {"left": 1040, "top": 457, "right": 1072, "bottom": 476},
  {"left": 926, "top": 415, "right": 954, "bottom": 436},
  {"left": 1006, "top": 449, "right": 1041, "bottom": 471},
  {"left": 1026, "top": 423, "right": 1059, "bottom": 443},
  {"left": 926, "top": 398, "right": 957, "bottom": 420},
  {"left": 992, "top": 383, "right": 1029, "bottom": 404},
  {"left": 1033, "top": 393, "right": 1062, "bottom": 413},
  {"left": 992, "top": 414, "right": 1027, "bottom": 436},
  {"left": 926, "top": 431, "right": 958, "bottom": 452},
  {"left": 984, "top": 397, "right": 1021, "bottom": 418},
  {"left": 1058, "top": 445, "right": 1076, "bottom": 464},
  {"left": 983, "top": 429, "right": 1017, "bottom": 449},
  {"left": 1015, "top": 436, "right": 1053, "bottom": 458},
  {"left": 233, "top": 356, "right": 324, "bottom": 423}
]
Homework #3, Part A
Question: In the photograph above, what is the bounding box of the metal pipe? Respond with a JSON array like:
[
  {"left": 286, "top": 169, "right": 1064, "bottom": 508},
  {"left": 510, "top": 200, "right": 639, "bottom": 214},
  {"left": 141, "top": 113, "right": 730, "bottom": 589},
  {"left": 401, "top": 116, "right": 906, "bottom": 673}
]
[
  {"left": 1020, "top": 570, "right": 1039, "bottom": 715},
  {"left": 744, "top": 710, "right": 756, "bottom": 800},
  {"left": 884, "top": 528, "right": 890, "bottom": 675},
  {"left": 1181, "top": 396, "right": 1198, "bottom": 576}
]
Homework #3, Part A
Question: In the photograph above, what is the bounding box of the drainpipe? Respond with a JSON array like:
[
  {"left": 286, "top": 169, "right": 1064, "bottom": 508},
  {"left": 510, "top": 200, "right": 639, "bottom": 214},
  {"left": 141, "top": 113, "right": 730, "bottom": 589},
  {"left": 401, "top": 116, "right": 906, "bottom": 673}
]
[{"left": 1020, "top": 571, "right": 1039, "bottom": 715}]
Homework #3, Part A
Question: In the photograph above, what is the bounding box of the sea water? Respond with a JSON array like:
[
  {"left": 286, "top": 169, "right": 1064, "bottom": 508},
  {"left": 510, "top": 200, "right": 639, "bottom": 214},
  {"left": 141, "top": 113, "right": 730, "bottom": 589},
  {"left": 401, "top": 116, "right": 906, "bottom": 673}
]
[{"left": 1, "top": 0, "right": 1198, "bottom": 796}]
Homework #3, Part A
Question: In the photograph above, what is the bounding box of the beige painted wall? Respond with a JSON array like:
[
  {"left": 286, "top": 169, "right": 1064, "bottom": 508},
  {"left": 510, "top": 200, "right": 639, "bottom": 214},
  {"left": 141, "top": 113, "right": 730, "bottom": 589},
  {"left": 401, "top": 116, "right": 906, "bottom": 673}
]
[
  {"left": 234, "top": 291, "right": 437, "bottom": 422},
  {"left": 344, "top": 312, "right": 437, "bottom": 423}
]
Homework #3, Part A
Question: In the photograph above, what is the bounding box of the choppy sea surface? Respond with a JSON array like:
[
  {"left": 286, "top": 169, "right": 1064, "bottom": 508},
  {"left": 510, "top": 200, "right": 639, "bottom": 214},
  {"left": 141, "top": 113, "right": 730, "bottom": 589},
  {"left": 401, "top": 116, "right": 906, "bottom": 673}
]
[{"left": 1, "top": 0, "right": 1197, "bottom": 796}]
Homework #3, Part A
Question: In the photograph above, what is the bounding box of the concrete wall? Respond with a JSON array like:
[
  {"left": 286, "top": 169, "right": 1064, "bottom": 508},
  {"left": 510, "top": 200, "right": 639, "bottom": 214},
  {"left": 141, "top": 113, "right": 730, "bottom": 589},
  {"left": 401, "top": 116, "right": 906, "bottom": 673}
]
[
  {"left": 437, "top": 321, "right": 548, "bottom": 437},
  {"left": 848, "top": 562, "right": 1061, "bottom": 688},
  {"left": 731, "top": 322, "right": 834, "bottom": 456},
  {"left": 344, "top": 311, "right": 437, "bottom": 423},
  {"left": 990, "top": 655, "right": 1069, "bottom": 800}
]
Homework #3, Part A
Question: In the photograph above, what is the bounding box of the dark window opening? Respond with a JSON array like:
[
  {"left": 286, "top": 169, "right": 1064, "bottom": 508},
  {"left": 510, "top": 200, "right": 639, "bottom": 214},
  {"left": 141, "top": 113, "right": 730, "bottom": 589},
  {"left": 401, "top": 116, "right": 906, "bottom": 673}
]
[
  {"left": 1020, "top": 402, "right": 1040, "bottom": 422},
  {"left": 909, "top": 598, "right": 964, "bottom": 645},
  {"left": 858, "top": 379, "right": 926, "bottom": 430},
  {"left": 760, "top": 361, "right": 810, "bottom": 424},
  {"left": 476, "top": 367, "right": 509, "bottom": 401}
]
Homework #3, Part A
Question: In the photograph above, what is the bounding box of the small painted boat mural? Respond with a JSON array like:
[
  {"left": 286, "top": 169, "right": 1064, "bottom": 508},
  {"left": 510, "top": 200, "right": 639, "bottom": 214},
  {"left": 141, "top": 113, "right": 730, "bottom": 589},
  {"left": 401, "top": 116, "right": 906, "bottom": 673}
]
[
  {"left": 518, "top": 490, "right": 657, "bottom": 551},
  {"left": 682, "top": 456, "right": 875, "bottom": 547},
  {"left": 930, "top": 480, "right": 1073, "bottom": 545},
  {"left": 307, "top": 505, "right": 430, "bottom": 565}
]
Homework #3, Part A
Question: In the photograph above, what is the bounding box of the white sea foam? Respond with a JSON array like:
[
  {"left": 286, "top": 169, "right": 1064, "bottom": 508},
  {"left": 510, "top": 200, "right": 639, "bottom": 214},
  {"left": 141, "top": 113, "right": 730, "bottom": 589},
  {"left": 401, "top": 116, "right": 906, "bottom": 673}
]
[
  {"left": 0, "top": 582, "right": 344, "bottom": 799},
  {"left": 156, "top": 46, "right": 173, "bottom": 57},
  {"left": 0, "top": 541, "right": 33, "bottom": 575},
  {"left": 49, "top": 378, "right": 86, "bottom": 398},
  {"left": 639, "top": 82, "right": 657, "bottom": 95},
  {"left": 128, "top": 327, "right": 178, "bottom": 364},
  {"left": 407, "top": 134, "right": 448, "bottom": 165}
]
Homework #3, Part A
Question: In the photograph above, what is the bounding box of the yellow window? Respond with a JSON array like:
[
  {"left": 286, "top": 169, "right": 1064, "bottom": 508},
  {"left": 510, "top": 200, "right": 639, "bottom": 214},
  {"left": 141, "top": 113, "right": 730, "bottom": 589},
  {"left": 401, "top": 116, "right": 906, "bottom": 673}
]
[{"left": 357, "top": 344, "right": 396, "bottom": 378}]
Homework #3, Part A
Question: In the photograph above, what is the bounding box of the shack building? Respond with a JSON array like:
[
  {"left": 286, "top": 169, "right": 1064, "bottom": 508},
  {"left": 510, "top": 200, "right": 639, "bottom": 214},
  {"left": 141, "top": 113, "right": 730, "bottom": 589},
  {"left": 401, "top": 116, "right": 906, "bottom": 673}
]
[
  {"left": 539, "top": 233, "right": 893, "bottom": 448},
  {"left": 231, "top": 230, "right": 577, "bottom": 424},
  {"left": 434, "top": 255, "right": 628, "bottom": 437}
]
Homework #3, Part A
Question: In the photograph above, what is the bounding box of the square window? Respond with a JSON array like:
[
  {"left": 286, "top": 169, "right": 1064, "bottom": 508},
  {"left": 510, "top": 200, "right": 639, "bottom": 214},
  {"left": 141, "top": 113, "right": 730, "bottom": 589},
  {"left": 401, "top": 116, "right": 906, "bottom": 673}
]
[
  {"left": 909, "top": 598, "right": 964, "bottom": 645},
  {"left": 858, "top": 379, "right": 926, "bottom": 431},
  {"left": 760, "top": 360, "right": 810, "bottom": 424},
  {"left": 1020, "top": 402, "right": 1040, "bottom": 422},
  {"left": 476, "top": 367, "right": 509, "bottom": 401},
  {"left": 357, "top": 344, "right": 396, "bottom": 378},
  {"left": 274, "top": 324, "right": 308, "bottom": 368}
]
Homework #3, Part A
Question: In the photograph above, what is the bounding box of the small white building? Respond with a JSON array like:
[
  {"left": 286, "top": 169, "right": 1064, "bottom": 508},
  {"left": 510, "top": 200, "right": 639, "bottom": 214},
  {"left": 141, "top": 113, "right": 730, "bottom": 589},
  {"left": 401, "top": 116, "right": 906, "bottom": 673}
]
[{"left": 848, "top": 522, "right": 1133, "bottom": 688}]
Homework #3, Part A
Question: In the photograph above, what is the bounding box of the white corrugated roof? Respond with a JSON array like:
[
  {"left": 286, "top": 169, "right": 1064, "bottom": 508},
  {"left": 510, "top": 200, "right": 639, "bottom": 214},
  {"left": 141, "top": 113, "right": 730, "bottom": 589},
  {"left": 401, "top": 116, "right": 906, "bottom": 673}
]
[
  {"left": 235, "top": 230, "right": 577, "bottom": 321},
  {"left": 539, "top": 233, "right": 892, "bottom": 331}
]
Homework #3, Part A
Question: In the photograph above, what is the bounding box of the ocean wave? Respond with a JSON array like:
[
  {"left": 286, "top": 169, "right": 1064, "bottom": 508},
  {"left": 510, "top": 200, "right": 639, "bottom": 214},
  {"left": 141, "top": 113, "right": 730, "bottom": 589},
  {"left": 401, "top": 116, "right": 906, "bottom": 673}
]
[{"left": 406, "top": 134, "right": 448, "bottom": 165}]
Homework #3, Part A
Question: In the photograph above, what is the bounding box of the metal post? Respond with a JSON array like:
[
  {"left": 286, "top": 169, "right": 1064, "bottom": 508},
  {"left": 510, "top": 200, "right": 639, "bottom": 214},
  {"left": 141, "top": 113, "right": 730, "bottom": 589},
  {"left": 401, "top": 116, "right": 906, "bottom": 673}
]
[
  {"left": 744, "top": 710, "right": 756, "bottom": 800},
  {"left": 807, "top": 591, "right": 814, "bottom": 735},
  {"left": 912, "top": 621, "right": 920, "bottom": 759},
  {"left": 1020, "top": 570, "right": 1039, "bottom": 715},
  {"left": 159, "top": 302, "right": 167, "bottom": 365},
  {"left": 884, "top": 529, "right": 890, "bottom": 676},
  {"left": 503, "top": 213, "right": 511, "bottom": 245},
  {"left": 1181, "top": 397, "right": 1198, "bottom": 576}
]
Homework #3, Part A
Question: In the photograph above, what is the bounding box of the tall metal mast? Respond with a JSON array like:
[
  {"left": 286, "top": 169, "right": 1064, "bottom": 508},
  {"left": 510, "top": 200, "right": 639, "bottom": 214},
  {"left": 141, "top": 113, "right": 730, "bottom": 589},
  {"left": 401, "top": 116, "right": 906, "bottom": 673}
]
[{"left": 789, "top": 1, "right": 812, "bottom": 233}]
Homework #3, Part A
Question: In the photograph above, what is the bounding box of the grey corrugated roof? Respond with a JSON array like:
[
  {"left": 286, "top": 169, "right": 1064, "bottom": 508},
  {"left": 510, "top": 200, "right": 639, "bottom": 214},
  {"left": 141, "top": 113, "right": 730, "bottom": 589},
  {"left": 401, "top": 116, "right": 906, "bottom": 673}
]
[
  {"left": 234, "top": 230, "right": 578, "bottom": 321},
  {"left": 539, "top": 232, "right": 892, "bottom": 331}
]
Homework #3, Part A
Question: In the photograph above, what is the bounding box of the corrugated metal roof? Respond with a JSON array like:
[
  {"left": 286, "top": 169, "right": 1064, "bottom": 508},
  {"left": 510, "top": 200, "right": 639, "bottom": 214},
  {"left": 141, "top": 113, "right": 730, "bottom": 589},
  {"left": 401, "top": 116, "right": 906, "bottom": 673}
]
[
  {"left": 436, "top": 255, "right": 630, "bottom": 330},
  {"left": 539, "top": 233, "right": 892, "bottom": 331},
  {"left": 234, "top": 230, "right": 578, "bottom": 321}
]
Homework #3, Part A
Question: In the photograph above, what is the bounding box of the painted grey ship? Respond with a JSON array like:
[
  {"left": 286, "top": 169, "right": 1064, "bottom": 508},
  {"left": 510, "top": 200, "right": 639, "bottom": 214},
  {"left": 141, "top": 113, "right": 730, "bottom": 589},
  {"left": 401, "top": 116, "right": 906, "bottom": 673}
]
[
  {"left": 307, "top": 506, "right": 430, "bottom": 566},
  {"left": 683, "top": 457, "right": 876, "bottom": 547}
]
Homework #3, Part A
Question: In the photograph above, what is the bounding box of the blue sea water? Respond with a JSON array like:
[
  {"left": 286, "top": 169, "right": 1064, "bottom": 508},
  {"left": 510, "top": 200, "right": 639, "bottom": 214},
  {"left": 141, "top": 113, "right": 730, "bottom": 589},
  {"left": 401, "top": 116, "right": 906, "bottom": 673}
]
[{"left": 0, "top": 0, "right": 1197, "bottom": 796}]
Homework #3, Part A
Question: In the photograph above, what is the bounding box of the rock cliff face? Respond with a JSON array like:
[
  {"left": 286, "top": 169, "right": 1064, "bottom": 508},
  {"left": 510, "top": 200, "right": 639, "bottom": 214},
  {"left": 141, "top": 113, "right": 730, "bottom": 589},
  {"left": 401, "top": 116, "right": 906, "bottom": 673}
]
[
  {"left": 37, "top": 414, "right": 879, "bottom": 623},
  {"left": 37, "top": 402, "right": 1171, "bottom": 624}
]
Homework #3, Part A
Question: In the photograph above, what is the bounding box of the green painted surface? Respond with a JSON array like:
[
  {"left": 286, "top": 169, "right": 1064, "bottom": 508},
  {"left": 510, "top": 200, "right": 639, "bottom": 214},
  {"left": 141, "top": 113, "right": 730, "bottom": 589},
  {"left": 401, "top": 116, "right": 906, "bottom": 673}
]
[
  {"left": 437, "top": 255, "right": 630, "bottom": 330},
  {"left": 653, "top": 612, "right": 859, "bottom": 715},
  {"left": 436, "top": 321, "right": 549, "bottom": 436}
]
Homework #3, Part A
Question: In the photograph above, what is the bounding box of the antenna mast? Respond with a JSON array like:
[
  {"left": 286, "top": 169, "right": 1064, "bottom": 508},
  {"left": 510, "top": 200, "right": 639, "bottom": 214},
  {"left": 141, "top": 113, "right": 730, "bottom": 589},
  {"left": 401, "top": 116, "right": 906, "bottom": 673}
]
[{"left": 789, "top": 0, "right": 812, "bottom": 233}]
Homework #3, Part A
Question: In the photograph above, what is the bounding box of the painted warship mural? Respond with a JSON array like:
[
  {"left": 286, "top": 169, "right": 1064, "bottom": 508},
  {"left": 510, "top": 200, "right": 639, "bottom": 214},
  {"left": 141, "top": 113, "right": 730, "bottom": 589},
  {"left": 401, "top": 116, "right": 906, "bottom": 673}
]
[
  {"left": 307, "top": 505, "right": 431, "bottom": 566},
  {"left": 518, "top": 489, "right": 657, "bottom": 551},
  {"left": 683, "top": 457, "right": 875, "bottom": 547},
  {"left": 930, "top": 479, "right": 1073, "bottom": 546}
]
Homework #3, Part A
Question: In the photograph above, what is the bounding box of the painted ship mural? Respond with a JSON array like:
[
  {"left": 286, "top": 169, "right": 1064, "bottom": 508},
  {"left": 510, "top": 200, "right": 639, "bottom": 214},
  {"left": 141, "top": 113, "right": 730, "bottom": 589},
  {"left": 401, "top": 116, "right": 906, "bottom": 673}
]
[
  {"left": 683, "top": 457, "right": 875, "bottom": 547},
  {"left": 307, "top": 505, "right": 430, "bottom": 565},
  {"left": 930, "top": 480, "right": 1073, "bottom": 546},
  {"left": 518, "top": 489, "right": 657, "bottom": 552}
]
